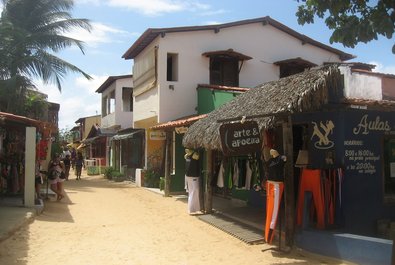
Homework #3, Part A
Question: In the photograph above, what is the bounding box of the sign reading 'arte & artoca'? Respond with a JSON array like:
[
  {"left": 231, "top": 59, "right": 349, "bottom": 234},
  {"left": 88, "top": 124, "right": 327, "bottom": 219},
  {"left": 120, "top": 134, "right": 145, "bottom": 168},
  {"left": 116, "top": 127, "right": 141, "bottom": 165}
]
[{"left": 219, "top": 121, "right": 261, "bottom": 156}]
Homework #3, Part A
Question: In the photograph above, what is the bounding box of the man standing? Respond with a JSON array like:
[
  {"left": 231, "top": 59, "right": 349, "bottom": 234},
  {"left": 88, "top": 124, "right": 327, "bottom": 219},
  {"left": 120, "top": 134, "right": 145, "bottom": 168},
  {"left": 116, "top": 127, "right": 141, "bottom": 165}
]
[{"left": 184, "top": 149, "right": 201, "bottom": 214}]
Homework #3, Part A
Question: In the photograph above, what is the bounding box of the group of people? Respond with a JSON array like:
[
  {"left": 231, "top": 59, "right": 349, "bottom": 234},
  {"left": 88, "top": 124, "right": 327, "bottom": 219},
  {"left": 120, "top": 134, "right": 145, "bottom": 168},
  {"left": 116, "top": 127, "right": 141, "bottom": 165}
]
[{"left": 35, "top": 148, "right": 85, "bottom": 201}]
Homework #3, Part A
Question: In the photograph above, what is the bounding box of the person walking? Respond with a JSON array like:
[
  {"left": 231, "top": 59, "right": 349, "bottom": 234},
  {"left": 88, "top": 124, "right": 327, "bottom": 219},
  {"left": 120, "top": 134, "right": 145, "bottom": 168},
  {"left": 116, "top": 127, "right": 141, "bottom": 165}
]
[
  {"left": 47, "top": 154, "right": 65, "bottom": 201},
  {"left": 63, "top": 154, "right": 71, "bottom": 180},
  {"left": 71, "top": 147, "right": 76, "bottom": 169},
  {"left": 75, "top": 152, "right": 85, "bottom": 180}
]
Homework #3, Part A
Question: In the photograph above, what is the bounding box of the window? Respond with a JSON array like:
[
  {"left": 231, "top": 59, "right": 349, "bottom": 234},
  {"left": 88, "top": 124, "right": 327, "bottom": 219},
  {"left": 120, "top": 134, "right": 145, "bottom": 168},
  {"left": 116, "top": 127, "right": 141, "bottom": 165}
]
[
  {"left": 102, "top": 96, "right": 107, "bottom": 116},
  {"left": 167, "top": 53, "right": 178, "bottom": 81},
  {"left": 209, "top": 57, "right": 239, "bottom": 86},
  {"left": 109, "top": 90, "right": 115, "bottom": 114},
  {"left": 383, "top": 137, "right": 395, "bottom": 200},
  {"left": 122, "top": 87, "right": 133, "bottom": 112}
]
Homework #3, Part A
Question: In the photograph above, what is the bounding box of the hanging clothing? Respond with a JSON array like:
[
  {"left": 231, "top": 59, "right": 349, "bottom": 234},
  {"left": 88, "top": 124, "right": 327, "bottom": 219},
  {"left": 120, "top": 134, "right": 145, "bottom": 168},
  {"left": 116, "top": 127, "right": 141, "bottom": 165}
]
[
  {"left": 216, "top": 161, "right": 225, "bottom": 188},
  {"left": 265, "top": 180, "right": 284, "bottom": 244},
  {"left": 267, "top": 156, "right": 286, "bottom": 182},
  {"left": 245, "top": 160, "right": 252, "bottom": 190},
  {"left": 296, "top": 168, "right": 325, "bottom": 229}
]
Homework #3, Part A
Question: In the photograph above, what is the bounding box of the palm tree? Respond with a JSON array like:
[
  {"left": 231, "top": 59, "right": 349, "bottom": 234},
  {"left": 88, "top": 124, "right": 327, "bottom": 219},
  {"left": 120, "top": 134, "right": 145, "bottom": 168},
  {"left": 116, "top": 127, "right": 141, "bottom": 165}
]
[{"left": 0, "top": 0, "right": 92, "bottom": 114}]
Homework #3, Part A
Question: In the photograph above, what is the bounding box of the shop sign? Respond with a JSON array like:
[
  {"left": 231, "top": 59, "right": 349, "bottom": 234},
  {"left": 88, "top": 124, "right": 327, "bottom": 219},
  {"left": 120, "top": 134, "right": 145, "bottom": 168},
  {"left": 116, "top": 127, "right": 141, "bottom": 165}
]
[
  {"left": 219, "top": 121, "right": 261, "bottom": 156},
  {"left": 150, "top": 130, "right": 166, "bottom": 140}
]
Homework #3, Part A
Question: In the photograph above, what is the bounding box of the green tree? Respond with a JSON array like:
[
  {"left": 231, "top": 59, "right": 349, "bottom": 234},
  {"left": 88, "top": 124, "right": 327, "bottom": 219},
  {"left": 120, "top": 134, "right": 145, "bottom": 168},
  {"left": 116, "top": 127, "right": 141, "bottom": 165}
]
[
  {"left": 0, "top": 0, "right": 92, "bottom": 114},
  {"left": 296, "top": 0, "right": 395, "bottom": 53}
]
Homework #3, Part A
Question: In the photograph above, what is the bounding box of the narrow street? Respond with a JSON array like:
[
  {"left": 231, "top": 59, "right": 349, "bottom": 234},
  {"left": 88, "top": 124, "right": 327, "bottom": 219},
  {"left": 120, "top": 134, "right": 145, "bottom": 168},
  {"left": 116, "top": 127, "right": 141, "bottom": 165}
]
[{"left": 0, "top": 171, "right": 354, "bottom": 265}]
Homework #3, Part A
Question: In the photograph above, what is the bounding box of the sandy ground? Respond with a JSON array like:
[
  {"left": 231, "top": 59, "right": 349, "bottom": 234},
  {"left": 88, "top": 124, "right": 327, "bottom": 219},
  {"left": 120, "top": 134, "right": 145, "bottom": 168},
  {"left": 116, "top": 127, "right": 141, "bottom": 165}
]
[{"left": 0, "top": 171, "right": 355, "bottom": 265}]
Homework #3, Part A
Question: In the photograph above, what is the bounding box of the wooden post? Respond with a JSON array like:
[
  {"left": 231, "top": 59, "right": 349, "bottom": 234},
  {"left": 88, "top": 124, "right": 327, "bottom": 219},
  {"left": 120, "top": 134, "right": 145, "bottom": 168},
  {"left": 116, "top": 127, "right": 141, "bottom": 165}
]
[
  {"left": 24, "top": 127, "right": 36, "bottom": 207},
  {"left": 282, "top": 116, "right": 295, "bottom": 248},
  {"left": 204, "top": 149, "right": 213, "bottom": 213},
  {"left": 164, "top": 131, "right": 172, "bottom": 197}
]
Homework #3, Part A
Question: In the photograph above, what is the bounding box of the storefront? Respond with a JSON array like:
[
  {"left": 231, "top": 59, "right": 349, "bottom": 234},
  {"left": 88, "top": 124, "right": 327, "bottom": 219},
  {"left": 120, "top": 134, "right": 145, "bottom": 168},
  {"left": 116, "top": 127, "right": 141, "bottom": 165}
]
[
  {"left": 182, "top": 64, "right": 395, "bottom": 264},
  {"left": 0, "top": 112, "right": 48, "bottom": 207}
]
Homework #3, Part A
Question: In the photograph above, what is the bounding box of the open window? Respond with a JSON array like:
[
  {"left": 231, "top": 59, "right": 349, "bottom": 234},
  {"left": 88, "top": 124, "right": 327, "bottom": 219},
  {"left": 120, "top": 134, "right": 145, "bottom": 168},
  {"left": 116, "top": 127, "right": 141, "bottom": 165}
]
[
  {"left": 122, "top": 87, "right": 133, "bottom": 112},
  {"left": 274, "top": 57, "right": 317, "bottom": 78},
  {"left": 167, "top": 53, "right": 178, "bottom": 81},
  {"left": 203, "top": 49, "right": 252, "bottom": 87}
]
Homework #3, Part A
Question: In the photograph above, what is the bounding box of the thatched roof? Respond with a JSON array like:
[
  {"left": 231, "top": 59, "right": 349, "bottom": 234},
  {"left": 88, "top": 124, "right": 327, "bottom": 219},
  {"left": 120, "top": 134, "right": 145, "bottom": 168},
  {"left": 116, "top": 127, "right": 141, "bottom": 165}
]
[{"left": 182, "top": 64, "right": 342, "bottom": 151}]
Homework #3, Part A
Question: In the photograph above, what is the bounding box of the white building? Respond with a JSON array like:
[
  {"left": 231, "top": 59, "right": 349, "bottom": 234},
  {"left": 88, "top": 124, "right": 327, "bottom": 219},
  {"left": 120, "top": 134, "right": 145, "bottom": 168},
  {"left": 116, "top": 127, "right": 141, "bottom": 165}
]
[{"left": 122, "top": 16, "right": 353, "bottom": 175}]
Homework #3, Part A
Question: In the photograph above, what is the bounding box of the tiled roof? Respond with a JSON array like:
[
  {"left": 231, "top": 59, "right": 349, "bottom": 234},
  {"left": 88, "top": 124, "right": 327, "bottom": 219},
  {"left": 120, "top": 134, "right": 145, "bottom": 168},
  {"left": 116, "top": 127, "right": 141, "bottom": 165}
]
[{"left": 151, "top": 114, "right": 208, "bottom": 130}]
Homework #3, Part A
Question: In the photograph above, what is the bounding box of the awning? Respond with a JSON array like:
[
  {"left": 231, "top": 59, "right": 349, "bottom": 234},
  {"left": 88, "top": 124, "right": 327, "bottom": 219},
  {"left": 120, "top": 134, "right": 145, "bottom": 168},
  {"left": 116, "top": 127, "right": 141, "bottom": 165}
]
[
  {"left": 82, "top": 136, "right": 100, "bottom": 144},
  {"left": 77, "top": 143, "right": 86, "bottom": 150},
  {"left": 112, "top": 129, "right": 144, "bottom": 141},
  {"left": 202, "top": 49, "right": 252, "bottom": 61}
]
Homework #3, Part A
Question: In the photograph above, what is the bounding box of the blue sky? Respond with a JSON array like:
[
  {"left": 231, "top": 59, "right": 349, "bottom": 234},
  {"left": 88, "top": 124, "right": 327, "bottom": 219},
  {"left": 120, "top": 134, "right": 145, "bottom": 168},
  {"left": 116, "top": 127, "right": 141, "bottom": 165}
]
[{"left": 1, "top": 0, "right": 394, "bottom": 130}]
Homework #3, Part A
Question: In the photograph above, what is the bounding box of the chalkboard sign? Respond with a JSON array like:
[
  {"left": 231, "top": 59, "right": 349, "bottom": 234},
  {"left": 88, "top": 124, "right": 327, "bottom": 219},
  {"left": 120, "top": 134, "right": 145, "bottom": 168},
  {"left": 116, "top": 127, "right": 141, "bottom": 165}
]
[
  {"left": 219, "top": 121, "right": 261, "bottom": 156},
  {"left": 343, "top": 112, "right": 393, "bottom": 176}
]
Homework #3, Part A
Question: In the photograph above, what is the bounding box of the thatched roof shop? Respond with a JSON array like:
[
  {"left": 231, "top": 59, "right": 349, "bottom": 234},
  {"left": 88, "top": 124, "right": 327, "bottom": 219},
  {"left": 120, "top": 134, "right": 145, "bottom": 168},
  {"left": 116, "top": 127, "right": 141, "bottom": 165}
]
[{"left": 182, "top": 64, "right": 343, "bottom": 151}]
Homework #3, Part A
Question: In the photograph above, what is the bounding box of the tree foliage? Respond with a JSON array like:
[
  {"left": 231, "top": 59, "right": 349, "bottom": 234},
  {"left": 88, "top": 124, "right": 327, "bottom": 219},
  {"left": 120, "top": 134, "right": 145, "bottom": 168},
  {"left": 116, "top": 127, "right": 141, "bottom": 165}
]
[
  {"left": 296, "top": 0, "right": 395, "bottom": 53},
  {"left": 0, "top": 0, "right": 92, "bottom": 115}
]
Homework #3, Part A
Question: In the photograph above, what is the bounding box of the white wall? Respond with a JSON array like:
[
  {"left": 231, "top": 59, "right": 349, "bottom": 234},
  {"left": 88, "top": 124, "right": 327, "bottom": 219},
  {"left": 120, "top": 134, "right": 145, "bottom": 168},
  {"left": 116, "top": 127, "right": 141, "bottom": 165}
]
[
  {"left": 132, "top": 21, "right": 345, "bottom": 124},
  {"left": 100, "top": 77, "right": 133, "bottom": 129},
  {"left": 114, "top": 78, "right": 133, "bottom": 129},
  {"left": 340, "top": 66, "right": 382, "bottom": 100}
]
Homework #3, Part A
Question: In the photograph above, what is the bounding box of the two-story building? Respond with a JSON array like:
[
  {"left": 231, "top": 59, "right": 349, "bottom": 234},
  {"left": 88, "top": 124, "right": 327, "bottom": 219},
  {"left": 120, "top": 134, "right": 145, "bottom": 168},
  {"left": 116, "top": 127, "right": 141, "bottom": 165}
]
[
  {"left": 122, "top": 16, "right": 353, "bottom": 191},
  {"left": 95, "top": 75, "right": 144, "bottom": 177}
]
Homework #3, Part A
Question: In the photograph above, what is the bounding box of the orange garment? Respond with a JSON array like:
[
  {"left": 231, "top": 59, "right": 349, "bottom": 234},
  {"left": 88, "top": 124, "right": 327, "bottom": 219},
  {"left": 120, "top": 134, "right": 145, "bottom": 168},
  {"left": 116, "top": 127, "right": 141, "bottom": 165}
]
[
  {"left": 296, "top": 169, "right": 325, "bottom": 229},
  {"left": 265, "top": 180, "right": 284, "bottom": 244}
]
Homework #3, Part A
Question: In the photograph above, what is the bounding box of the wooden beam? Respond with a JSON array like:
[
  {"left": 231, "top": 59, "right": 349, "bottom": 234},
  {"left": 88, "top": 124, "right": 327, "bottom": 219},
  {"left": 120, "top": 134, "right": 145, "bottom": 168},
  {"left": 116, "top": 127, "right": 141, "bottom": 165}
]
[
  {"left": 282, "top": 116, "right": 295, "bottom": 247},
  {"left": 164, "top": 131, "right": 172, "bottom": 197},
  {"left": 204, "top": 150, "right": 213, "bottom": 213}
]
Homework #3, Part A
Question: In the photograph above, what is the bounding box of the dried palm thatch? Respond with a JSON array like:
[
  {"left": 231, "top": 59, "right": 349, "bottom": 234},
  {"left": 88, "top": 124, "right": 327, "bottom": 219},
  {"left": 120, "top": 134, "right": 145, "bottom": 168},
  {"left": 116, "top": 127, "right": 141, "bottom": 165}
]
[{"left": 182, "top": 64, "right": 342, "bottom": 151}]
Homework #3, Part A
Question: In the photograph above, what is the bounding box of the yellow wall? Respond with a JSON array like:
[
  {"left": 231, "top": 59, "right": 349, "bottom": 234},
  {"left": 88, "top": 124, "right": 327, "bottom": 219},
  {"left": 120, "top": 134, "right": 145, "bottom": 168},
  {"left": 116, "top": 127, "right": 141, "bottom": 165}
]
[
  {"left": 83, "top": 115, "right": 101, "bottom": 139},
  {"left": 135, "top": 116, "right": 165, "bottom": 169}
]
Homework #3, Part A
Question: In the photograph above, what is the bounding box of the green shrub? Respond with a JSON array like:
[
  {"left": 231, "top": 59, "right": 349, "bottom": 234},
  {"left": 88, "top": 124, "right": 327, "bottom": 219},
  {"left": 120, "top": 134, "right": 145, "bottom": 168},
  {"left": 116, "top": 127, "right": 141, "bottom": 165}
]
[
  {"left": 144, "top": 168, "right": 160, "bottom": 188},
  {"left": 112, "top": 171, "right": 125, "bottom": 182},
  {"left": 159, "top": 177, "right": 165, "bottom": 191},
  {"left": 104, "top": 167, "right": 117, "bottom": 180}
]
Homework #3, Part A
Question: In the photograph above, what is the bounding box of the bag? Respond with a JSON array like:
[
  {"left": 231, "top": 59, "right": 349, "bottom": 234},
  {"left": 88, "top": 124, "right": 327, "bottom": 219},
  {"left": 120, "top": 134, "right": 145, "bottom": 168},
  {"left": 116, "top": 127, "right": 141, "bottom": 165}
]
[{"left": 48, "top": 170, "right": 57, "bottom": 180}]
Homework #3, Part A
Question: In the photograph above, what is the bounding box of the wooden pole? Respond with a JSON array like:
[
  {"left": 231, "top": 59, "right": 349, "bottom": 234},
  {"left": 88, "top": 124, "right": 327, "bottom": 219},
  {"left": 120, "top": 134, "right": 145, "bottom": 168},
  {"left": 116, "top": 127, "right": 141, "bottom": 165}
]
[
  {"left": 204, "top": 149, "right": 213, "bottom": 213},
  {"left": 282, "top": 116, "right": 295, "bottom": 248},
  {"left": 24, "top": 127, "right": 36, "bottom": 207},
  {"left": 164, "top": 131, "right": 172, "bottom": 197}
]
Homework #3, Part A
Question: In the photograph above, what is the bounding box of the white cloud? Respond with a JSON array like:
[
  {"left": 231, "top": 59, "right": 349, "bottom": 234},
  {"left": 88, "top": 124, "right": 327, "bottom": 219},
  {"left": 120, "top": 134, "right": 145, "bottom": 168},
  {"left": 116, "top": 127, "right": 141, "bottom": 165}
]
[
  {"left": 200, "top": 9, "right": 228, "bottom": 16},
  {"left": 370, "top": 61, "right": 395, "bottom": 75},
  {"left": 108, "top": 0, "right": 183, "bottom": 15},
  {"left": 36, "top": 75, "right": 108, "bottom": 130},
  {"left": 81, "top": 0, "right": 210, "bottom": 16},
  {"left": 65, "top": 22, "right": 135, "bottom": 48}
]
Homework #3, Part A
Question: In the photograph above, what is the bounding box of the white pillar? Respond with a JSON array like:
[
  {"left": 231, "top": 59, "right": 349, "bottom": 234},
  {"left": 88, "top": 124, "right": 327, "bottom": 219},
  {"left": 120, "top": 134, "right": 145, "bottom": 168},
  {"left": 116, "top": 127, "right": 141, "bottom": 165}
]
[{"left": 24, "top": 127, "right": 36, "bottom": 207}]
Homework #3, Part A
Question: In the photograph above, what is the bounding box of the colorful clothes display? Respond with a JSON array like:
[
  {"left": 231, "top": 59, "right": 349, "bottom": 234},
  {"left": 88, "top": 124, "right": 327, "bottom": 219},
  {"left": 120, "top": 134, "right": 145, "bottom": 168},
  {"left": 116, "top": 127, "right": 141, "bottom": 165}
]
[{"left": 265, "top": 180, "right": 284, "bottom": 244}]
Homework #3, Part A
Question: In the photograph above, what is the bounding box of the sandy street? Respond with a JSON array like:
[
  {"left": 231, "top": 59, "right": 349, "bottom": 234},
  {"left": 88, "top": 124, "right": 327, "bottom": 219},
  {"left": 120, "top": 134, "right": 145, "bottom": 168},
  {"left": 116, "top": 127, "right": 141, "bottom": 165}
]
[{"left": 0, "top": 172, "right": 354, "bottom": 265}]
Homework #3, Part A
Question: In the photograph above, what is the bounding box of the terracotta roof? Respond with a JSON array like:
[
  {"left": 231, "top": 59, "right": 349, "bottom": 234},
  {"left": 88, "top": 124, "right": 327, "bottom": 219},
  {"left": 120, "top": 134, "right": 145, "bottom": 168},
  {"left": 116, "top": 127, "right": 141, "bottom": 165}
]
[
  {"left": 96, "top": 74, "right": 133, "bottom": 93},
  {"left": 197, "top": 84, "right": 250, "bottom": 92},
  {"left": 122, "top": 16, "right": 354, "bottom": 61},
  {"left": 0, "top": 111, "right": 42, "bottom": 127},
  {"left": 151, "top": 114, "right": 208, "bottom": 130}
]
